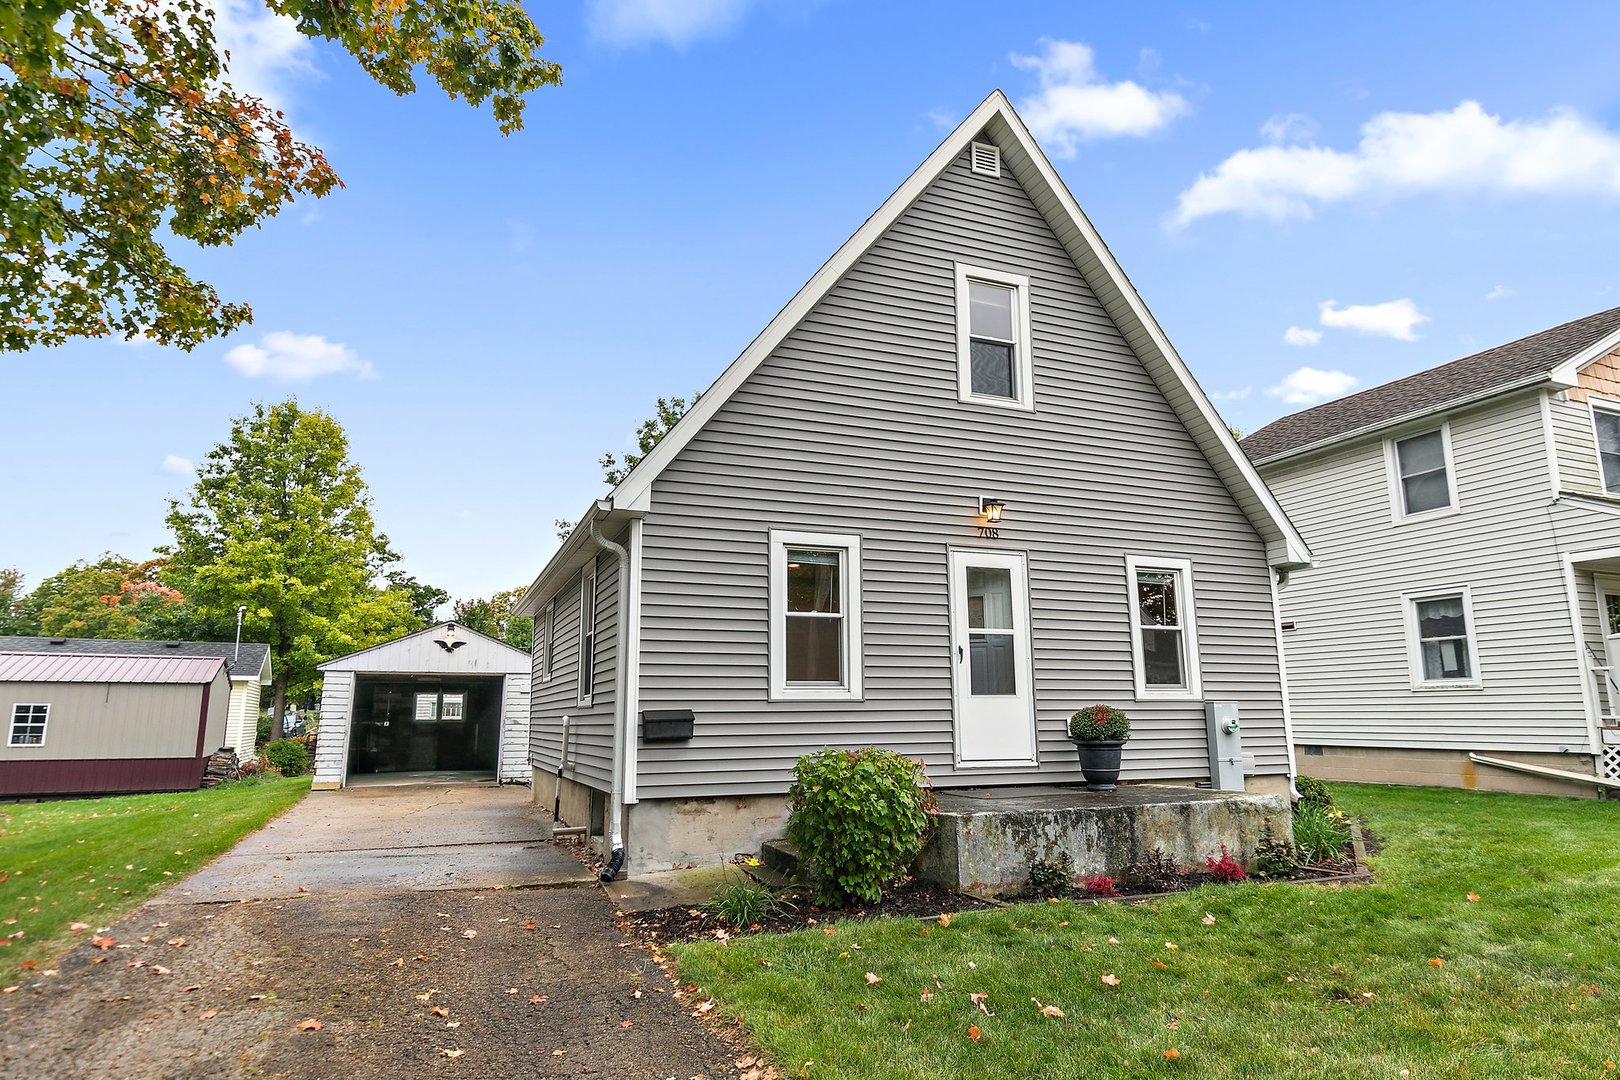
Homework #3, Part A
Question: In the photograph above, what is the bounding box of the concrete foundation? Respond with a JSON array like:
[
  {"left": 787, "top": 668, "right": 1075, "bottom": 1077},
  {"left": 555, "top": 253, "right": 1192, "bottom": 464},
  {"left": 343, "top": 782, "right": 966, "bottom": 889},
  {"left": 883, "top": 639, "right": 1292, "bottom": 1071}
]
[
  {"left": 1296, "top": 745, "right": 1603, "bottom": 799},
  {"left": 916, "top": 783, "right": 1291, "bottom": 896},
  {"left": 625, "top": 795, "right": 790, "bottom": 873},
  {"left": 531, "top": 768, "right": 603, "bottom": 839}
]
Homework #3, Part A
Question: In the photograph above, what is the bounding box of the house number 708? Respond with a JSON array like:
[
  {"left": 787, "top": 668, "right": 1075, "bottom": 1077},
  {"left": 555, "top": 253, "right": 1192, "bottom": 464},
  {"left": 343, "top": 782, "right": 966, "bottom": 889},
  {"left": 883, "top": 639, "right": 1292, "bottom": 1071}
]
[{"left": 976, "top": 526, "right": 1001, "bottom": 539}]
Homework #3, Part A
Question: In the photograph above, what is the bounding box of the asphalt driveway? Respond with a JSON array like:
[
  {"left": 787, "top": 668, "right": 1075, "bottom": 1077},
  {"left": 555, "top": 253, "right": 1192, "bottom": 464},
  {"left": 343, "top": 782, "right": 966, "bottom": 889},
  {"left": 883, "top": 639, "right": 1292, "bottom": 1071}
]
[{"left": 0, "top": 781, "right": 739, "bottom": 1079}]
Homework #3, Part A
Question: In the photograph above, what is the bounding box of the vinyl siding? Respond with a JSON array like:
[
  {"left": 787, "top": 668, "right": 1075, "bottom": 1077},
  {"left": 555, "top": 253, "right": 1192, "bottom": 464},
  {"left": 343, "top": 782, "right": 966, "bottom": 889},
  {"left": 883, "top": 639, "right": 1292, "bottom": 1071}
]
[
  {"left": 1263, "top": 390, "right": 1593, "bottom": 752},
  {"left": 0, "top": 673, "right": 227, "bottom": 761},
  {"left": 631, "top": 139, "right": 1287, "bottom": 800},
  {"left": 223, "top": 679, "right": 262, "bottom": 760},
  {"left": 1551, "top": 393, "right": 1605, "bottom": 495},
  {"left": 528, "top": 547, "right": 622, "bottom": 788},
  {"left": 498, "top": 672, "right": 531, "bottom": 782},
  {"left": 313, "top": 670, "right": 353, "bottom": 781}
]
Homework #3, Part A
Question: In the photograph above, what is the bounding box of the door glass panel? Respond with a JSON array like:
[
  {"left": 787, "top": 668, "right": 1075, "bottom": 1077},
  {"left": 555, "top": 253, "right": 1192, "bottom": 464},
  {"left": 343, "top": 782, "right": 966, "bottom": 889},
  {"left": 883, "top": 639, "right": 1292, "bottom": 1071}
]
[
  {"left": 966, "top": 567, "right": 1013, "bottom": 628},
  {"left": 969, "top": 633, "right": 1016, "bottom": 695},
  {"left": 965, "top": 565, "right": 1016, "bottom": 696},
  {"left": 1606, "top": 593, "right": 1620, "bottom": 636},
  {"left": 787, "top": 549, "right": 841, "bottom": 613},
  {"left": 786, "top": 615, "right": 843, "bottom": 683}
]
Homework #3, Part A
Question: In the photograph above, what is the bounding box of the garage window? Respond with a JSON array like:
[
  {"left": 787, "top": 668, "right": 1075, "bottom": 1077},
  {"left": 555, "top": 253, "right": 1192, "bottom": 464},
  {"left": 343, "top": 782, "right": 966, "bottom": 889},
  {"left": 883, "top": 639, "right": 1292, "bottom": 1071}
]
[{"left": 9, "top": 703, "right": 48, "bottom": 746}]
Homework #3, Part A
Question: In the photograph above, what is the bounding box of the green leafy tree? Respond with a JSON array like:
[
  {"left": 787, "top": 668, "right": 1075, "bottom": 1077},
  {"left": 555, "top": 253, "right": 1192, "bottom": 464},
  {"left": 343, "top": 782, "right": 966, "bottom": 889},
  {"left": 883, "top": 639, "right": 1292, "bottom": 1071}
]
[
  {"left": 600, "top": 393, "right": 701, "bottom": 487},
  {"left": 22, "top": 554, "right": 183, "bottom": 638},
  {"left": 0, "top": 568, "right": 39, "bottom": 635},
  {"left": 1, "top": 0, "right": 561, "bottom": 351},
  {"left": 452, "top": 586, "right": 532, "bottom": 651},
  {"left": 162, "top": 399, "right": 421, "bottom": 723},
  {"left": 387, "top": 570, "right": 449, "bottom": 625}
]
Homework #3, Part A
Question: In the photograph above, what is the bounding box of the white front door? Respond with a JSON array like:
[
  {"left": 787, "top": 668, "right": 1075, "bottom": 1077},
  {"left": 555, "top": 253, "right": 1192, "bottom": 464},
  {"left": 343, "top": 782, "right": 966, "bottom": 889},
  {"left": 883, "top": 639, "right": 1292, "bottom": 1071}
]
[
  {"left": 1598, "top": 579, "right": 1620, "bottom": 722},
  {"left": 949, "top": 549, "right": 1036, "bottom": 767}
]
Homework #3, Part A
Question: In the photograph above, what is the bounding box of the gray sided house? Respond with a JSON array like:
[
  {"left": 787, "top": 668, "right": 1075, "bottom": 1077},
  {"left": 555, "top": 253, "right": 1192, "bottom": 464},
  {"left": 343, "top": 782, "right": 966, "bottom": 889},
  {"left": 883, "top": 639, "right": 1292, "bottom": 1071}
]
[
  {"left": 515, "top": 92, "right": 1313, "bottom": 874},
  {"left": 1244, "top": 306, "right": 1620, "bottom": 797},
  {"left": 0, "top": 635, "right": 270, "bottom": 762},
  {"left": 0, "top": 651, "right": 231, "bottom": 796},
  {"left": 313, "top": 623, "right": 531, "bottom": 788}
]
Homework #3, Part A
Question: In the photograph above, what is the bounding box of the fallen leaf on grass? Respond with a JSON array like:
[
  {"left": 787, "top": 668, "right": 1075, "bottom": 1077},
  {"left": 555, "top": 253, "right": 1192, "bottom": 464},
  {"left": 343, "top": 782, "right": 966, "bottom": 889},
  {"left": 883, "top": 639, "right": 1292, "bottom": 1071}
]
[
  {"left": 1100, "top": 974, "right": 1121, "bottom": 987},
  {"left": 967, "top": 1025, "right": 981, "bottom": 1042},
  {"left": 864, "top": 972, "right": 881, "bottom": 985},
  {"left": 1164, "top": 942, "right": 1179, "bottom": 951},
  {"left": 694, "top": 999, "right": 715, "bottom": 1016},
  {"left": 937, "top": 914, "right": 951, "bottom": 928},
  {"left": 1153, "top": 961, "right": 1169, "bottom": 970},
  {"left": 69, "top": 922, "right": 89, "bottom": 932},
  {"left": 1429, "top": 958, "right": 1445, "bottom": 968},
  {"left": 1107, "top": 936, "right": 1120, "bottom": 945},
  {"left": 199, "top": 1009, "right": 218, "bottom": 1021},
  {"left": 1201, "top": 913, "right": 1216, "bottom": 926},
  {"left": 919, "top": 990, "right": 934, "bottom": 1003},
  {"left": 969, "top": 992, "right": 992, "bottom": 1015},
  {"left": 1164, "top": 1048, "right": 1181, "bottom": 1061},
  {"left": 297, "top": 1018, "right": 323, "bottom": 1032},
  {"left": 1032, "top": 999, "right": 1065, "bottom": 1018},
  {"left": 1466, "top": 893, "right": 1480, "bottom": 903}
]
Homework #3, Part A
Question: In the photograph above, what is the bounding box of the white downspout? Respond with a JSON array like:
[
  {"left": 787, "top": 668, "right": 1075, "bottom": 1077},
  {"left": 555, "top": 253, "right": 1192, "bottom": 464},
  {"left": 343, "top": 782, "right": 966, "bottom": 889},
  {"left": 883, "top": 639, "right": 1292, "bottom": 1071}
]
[
  {"left": 1270, "top": 568, "right": 1302, "bottom": 802},
  {"left": 589, "top": 520, "right": 631, "bottom": 882}
]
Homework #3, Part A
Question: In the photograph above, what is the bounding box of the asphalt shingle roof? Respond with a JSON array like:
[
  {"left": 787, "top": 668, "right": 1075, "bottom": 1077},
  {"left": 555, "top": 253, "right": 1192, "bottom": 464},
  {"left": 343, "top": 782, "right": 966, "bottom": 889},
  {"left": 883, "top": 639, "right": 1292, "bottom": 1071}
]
[
  {"left": 0, "top": 636, "right": 270, "bottom": 680},
  {"left": 1242, "top": 305, "right": 1620, "bottom": 464}
]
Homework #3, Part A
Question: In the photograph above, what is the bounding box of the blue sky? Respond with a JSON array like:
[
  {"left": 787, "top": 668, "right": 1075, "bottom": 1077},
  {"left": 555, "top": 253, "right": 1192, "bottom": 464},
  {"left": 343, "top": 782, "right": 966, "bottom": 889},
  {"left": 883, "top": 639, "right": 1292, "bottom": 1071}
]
[{"left": 7, "top": 0, "right": 1620, "bottom": 605}]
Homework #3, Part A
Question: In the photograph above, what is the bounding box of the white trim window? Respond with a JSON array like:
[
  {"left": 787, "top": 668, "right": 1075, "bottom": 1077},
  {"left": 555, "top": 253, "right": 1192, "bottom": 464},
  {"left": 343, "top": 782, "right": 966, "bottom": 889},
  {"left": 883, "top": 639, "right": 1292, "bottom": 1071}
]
[
  {"left": 9, "top": 703, "right": 47, "bottom": 746},
  {"left": 954, "top": 263, "right": 1033, "bottom": 410},
  {"left": 1404, "top": 588, "right": 1482, "bottom": 689},
  {"left": 578, "top": 564, "right": 597, "bottom": 707},
  {"left": 1387, "top": 425, "right": 1457, "bottom": 520},
  {"left": 1591, "top": 400, "right": 1620, "bottom": 494},
  {"left": 1125, "top": 556, "right": 1203, "bottom": 698},
  {"left": 539, "top": 600, "right": 556, "bottom": 682},
  {"left": 769, "top": 530, "right": 864, "bottom": 701}
]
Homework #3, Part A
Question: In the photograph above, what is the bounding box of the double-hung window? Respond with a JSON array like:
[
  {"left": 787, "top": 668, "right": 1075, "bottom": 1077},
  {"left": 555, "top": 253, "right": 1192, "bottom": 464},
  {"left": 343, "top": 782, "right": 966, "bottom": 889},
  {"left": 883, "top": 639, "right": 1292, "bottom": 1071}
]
[
  {"left": 1389, "top": 426, "right": 1456, "bottom": 519},
  {"left": 769, "top": 530, "right": 863, "bottom": 700},
  {"left": 954, "top": 264, "right": 1033, "bottom": 409},
  {"left": 9, "top": 703, "right": 47, "bottom": 746},
  {"left": 1592, "top": 403, "right": 1620, "bottom": 494},
  {"left": 1125, "top": 556, "right": 1202, "bottom": 698},
  {"left": 1405, "top": 589, "right": 1481, "bottom": 688},
  {"left": 578, "top": 564, "right": 597, "bottom": 707},
  {"left": 539, "top": 600, "right": 556, "bottom": 682}
]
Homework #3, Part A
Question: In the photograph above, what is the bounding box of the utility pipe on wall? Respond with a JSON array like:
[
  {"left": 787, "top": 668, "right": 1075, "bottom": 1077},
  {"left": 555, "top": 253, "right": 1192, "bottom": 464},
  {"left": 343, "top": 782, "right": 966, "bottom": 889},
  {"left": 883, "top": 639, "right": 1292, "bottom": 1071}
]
[{"left": 589, "top": 520, "right": 631, "bottom": 882}]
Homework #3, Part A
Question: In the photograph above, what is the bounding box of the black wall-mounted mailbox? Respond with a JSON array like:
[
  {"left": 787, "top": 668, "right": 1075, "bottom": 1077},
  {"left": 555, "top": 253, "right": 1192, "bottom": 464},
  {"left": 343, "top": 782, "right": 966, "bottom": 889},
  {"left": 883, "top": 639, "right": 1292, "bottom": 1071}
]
[{"left": 641, "top": 709, "right": 695, "bottom": 742}]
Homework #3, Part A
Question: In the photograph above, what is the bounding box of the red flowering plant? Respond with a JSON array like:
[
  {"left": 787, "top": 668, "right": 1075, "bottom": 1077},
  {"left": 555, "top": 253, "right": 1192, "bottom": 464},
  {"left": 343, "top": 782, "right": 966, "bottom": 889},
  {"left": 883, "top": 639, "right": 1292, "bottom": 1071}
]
[{"left": 1068, "top": 704, "right": 1130, "bottom": 743}]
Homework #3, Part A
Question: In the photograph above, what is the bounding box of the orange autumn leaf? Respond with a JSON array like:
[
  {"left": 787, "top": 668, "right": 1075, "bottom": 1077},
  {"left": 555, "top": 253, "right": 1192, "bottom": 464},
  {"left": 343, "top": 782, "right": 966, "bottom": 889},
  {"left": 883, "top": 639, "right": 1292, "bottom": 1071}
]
[
  {"left": 967, "top": 1025, "right": 981, "bottom": 1042},
  {"left": 297, "top": 1018, "right": 323, "bottom": 1032},
  {"left": 1466, "top": 892, "right": 1480, "bottom": 902},
  {"left": 1428, "top": 958, "right": 1445, "bottom": 967},
  {"left": 1165, "top": 1048, "right": 1182, "bottom": 1061}
]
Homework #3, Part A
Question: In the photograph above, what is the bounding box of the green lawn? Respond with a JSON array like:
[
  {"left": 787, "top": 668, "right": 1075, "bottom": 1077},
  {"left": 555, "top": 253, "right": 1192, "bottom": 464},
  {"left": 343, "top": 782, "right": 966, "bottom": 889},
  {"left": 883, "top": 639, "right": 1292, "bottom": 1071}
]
[
  {"left": 0, "top": 776, "right": 309, "bottom": 977},
  {"left": 671, "top": 785, "right": 1620, "bottom": 1078}
]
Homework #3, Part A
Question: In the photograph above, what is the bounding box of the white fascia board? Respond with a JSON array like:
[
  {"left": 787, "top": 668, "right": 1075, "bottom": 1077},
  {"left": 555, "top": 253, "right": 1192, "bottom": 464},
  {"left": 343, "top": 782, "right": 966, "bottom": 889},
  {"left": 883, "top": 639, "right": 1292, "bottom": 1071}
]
[{"left": 1550, "top": 324, "right": 1620, "bottom": 385}]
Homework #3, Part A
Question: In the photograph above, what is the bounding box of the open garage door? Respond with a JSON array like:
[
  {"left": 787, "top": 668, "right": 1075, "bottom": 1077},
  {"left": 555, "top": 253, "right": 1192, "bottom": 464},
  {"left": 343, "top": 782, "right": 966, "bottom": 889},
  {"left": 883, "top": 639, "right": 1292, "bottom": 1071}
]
[{"left": 348, "top": 675, "right": 504, "bottom": 778}]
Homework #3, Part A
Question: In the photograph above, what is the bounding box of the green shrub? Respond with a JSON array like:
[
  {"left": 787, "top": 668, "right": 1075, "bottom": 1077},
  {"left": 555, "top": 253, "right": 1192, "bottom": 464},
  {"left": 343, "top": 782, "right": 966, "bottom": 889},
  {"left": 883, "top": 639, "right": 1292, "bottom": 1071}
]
[
  {"left": 1026, "top": 852, "right": 1074, "bottom": 898},
  {"left": 1068, "top": 704, "right": 1129, "bottom": 742},
  {"left": 1294, "top": 800, "right": 1353, "bottom": 864},
  {"left": 256, "top": 709, "right": 272, "bottom": 748},
  {"left": 1253, "top": 829, "right": 1303, "bottom": 879},
  {"left": 1294, "top": 774, "right": 1334, "bottom": 809},
  {"left": 702, "top": 876, "right": 791, "bottom": 927},
  {"left": 263, "top": 739, "right": 311, "bottom": 777},
  {"left": 787, "top": 747, "right": 937, "bottom": 906}
]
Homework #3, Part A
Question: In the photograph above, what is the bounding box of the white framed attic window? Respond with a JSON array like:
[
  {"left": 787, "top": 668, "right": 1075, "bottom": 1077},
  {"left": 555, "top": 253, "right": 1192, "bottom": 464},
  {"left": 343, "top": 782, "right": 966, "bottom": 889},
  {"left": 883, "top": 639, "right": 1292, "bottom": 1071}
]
[
  {"left": 1386, "top": 425, "right": 1457, "bottom": 522},
  {"left": 1589, "top": 399, "right": 1620, "bottom": 494},
  {"left": 539, "top": 600, "right": 556, "bottom": 682},
  {"left": 769, "top": 530, "right": 863, "bottom": 701},
  {"left": 969, "top": 141, "right": 1001, "bottom": 178},
  {"left": 9, "top": 703, "right": 48, "bottom": 747},
  {"left": 578, "top": 564, "right": 597, "bottom": 707},
  {"left": 1403, "top": 587, "right": 1482, "bottom": 690},
  {"left": 1125, "top": 556, "right": 1203, "bottom": 699},
  {"left": 954, "top": 263, "right": 1033, "bottom": 411}
]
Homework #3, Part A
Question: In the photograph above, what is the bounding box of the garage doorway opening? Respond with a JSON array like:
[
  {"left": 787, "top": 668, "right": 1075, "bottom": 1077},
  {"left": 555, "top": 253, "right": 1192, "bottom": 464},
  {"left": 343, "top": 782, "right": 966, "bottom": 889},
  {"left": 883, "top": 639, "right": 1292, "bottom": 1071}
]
[{"left": 348, "top": 675, "right": 504, "bottom": 778}]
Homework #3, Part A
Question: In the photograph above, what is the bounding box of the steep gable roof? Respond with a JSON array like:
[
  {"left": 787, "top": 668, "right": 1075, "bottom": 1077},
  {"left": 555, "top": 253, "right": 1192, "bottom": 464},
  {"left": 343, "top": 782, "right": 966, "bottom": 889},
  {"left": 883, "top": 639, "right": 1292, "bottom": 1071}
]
[
  {"left": 518, "top": 92, "right": 1311, "bottom": 613},
  {"left": 1243, "top": 305, "right": 1620, "bottom": 465},
  {"left": 0, "top": 635, "right": 270, "bottom": 682},
  {"left": 317, "top": 621, "right": 530, "bottom": 672}
]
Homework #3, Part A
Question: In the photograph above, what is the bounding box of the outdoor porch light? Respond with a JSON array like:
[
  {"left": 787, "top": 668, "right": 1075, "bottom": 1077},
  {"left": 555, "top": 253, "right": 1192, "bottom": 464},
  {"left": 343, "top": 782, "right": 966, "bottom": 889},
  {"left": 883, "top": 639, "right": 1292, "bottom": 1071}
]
[{"left": 979, "top": 496, "right": 1007, "bottom": 524}]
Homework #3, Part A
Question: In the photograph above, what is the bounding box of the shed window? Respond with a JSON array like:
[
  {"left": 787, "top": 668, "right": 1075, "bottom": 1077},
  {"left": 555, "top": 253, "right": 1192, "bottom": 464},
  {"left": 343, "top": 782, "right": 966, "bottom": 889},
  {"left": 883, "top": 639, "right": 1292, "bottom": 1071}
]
[
  {"left": 954, "top": 263, "right": 1033, "bottom": 410},
  {"left": 9, "top": 703, "right": 47, "bottom": 746},
  {"left": 1125, "top": 556, "right": 1203, "bottom": 698},
  {"left": 1594, "top": 405, "right": 1620, "bottom": 494},
  {"left": 1404, "top": 588, "right": 1482, "bottom": 688},
  {"left": 769, "top": 530, "right": 863, "bottom": 700},
  {"left": 1391, "top": 428, "right": 1454, "bottom": 518},
  {"left": 578, "top": 565, "right": 597, "bottom": 707}
]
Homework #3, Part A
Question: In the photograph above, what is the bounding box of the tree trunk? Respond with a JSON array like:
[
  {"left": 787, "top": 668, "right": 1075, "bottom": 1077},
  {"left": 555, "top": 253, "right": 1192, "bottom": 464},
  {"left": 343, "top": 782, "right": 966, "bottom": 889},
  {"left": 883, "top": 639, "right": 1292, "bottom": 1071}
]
[{"left": 271, "top": 672, "right": 288, "bottom": 736}]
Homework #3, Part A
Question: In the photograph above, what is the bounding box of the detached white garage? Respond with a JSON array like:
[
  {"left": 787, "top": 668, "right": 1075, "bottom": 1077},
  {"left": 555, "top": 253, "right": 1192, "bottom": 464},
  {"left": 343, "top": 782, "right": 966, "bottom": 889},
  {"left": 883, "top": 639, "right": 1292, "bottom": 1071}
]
[{"left": 313, "top": 623, "right": 530, "bottom": 788}]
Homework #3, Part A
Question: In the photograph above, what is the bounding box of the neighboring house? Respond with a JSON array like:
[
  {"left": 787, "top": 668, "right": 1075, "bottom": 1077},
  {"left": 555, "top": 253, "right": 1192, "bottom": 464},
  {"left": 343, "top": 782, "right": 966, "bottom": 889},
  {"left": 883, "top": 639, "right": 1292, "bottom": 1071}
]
[
  {"left": 0, "top": 651, "right": 230, "bottom": 796},
  {"left": 0, "top": 636, "right": 270, "bottom": 761},
  {"left": 1244, "top": 306, "right": 1620, "bottom": 797},
  {"left": 312, "top": 622, "right": 531, "bottom": 788},
  {"left": 513, "top": 91, "right": 1313, "bottom": 875}
]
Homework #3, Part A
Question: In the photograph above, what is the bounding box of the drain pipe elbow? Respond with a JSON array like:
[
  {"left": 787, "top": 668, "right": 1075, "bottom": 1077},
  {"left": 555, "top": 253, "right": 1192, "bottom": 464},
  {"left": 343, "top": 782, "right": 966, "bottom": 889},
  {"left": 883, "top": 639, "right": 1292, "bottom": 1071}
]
[{"left": 600, "top": 848, "right": 626, "bottom": 883}]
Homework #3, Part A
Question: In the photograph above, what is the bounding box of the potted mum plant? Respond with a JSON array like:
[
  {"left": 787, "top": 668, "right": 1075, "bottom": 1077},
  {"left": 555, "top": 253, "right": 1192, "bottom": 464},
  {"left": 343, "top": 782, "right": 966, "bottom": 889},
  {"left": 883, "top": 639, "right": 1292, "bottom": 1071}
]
[{"left": 1068, "top": 704, "right": 1130, "bottom": 791}]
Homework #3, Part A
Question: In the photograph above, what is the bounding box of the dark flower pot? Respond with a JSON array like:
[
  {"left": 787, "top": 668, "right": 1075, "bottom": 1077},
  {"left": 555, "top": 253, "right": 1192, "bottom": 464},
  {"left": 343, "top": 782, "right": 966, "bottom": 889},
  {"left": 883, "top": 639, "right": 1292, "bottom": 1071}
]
[{"left": 1071, "top": 738, "right": 1127, "bottom": 791}]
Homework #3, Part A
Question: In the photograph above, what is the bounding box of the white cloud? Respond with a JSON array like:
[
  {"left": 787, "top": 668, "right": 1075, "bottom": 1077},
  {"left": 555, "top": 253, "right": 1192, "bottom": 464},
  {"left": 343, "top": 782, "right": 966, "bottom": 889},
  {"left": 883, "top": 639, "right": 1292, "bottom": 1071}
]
[
  {"left": 162, "top": 454, "right": 195, "bottom": 476},
  {"left": 587, "top": 0, "right": 753, "bottom": 47},
  {"left": 1268, "top": 367, "right": 1360, "bottom": 405},
  {"left": 224, "top": 331, "right": 376, "bottom": 381},
  {"left": 1486, "top": 284, "right": 1515, "bottom": 301},
  {"left": 1175, "top": 101, "right": 1620, "bottom": 225},
  {"left": 211, "top": 0, "right": 317, "bottom": 108},
  {"left": 926, "top": 107, "right": 957, "bottom": 131},
  {"left": 1209, "top": 386, "right": 1252, "bottom": 402},
  {"left": 1011, "top": 39, "right": 1189, "bottom": 156},
  {"left": 1319, "top": 298, "right": 1428, "bottom": 341},
  {"left": 1260, "top": 112, "right": 1318, "bottom": 144},
  {"left": 1283, "top": 326, "right": 1324, "bottom": 346}
]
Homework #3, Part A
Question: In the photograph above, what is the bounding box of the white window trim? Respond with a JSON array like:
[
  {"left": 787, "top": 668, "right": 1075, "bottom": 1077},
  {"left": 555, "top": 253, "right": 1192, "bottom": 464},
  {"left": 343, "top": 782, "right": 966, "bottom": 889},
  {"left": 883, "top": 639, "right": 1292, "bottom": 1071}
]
[
  {"left": 1124, "top": 555, "right": 1203, "bottom": 700},
  {"left": 9, "top": 703, "right": 48, "bottom": 747},
  {"left": 1385, "top": 422, "right": 1460, "bottom": 524},
  {"left": 1402, "top": 586, "right": 1484, "bottom": 691},
  {"left": 539, "top": 600, "right": 556, "bottom": 682},
  {"left": 1587, "top": 395, "right": 1620, "bottom": 495},
  {"left": 769, "top": 529, "right": 864, "bottom": 702},
  {"left": 954, "top": 262, "right": 1034, "bottom": 412},
  {"left": 578, "top": 564, "right": 597, "bottom": 708}
]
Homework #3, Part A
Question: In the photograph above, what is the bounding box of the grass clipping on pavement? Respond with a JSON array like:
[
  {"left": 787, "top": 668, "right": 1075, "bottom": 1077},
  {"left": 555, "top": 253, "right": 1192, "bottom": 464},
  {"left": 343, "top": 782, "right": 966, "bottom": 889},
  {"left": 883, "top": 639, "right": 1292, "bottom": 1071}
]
[
  {"left": 671, "top": 784, "right": 1620, "bottom": 1077},
  {"left": 1, "top": 776, "right": 310, "bottom": 976}
]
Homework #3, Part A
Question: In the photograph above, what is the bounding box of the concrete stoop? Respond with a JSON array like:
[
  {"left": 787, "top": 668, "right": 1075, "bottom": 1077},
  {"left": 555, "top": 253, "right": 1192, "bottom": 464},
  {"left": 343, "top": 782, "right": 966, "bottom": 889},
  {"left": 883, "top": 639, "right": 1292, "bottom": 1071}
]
[{"left": 915, "top": 783, "right": 1291, "bottom": 896}]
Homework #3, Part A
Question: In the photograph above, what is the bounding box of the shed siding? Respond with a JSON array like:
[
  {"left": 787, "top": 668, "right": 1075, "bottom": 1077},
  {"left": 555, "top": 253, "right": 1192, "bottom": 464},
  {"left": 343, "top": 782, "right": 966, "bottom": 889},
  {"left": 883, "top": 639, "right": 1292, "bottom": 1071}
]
[
  {"left": 313, "top": 669, "right": 353, "bottom": 782},
  {"left": 0, "top": 679, "right": 215, "bottom": 761},
  {"left": 528, "top": 547, "right": 622, "bottom": 789},
  {"left": 631, "top": 140, "right": 1286, "bottom": 800},
  {"left": 1263, "top": 390, "right": 1594, "bottom": 752},
  {"left": 498, "top": 672, "right": 532, "bottom": 783}
]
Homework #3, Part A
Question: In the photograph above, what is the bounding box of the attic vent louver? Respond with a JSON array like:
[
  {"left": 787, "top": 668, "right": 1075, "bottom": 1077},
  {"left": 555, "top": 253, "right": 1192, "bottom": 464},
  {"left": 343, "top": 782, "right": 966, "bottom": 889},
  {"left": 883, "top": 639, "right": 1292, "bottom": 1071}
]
[{"left": 970, "top": 141, "right": 1000, "bottom": 178}]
